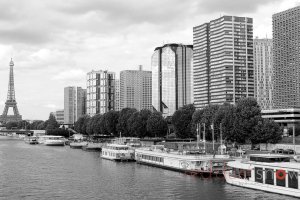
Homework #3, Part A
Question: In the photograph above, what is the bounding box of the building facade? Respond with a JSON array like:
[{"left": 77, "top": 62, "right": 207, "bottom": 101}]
[
  {"left": 120, "top": 66, "right": 152, "bottom": 111},
  {"left": 272, "top": 6, "right": 300, "bottom": 109},
  {"left": 64, "top": 86, "right": 86, "bottom": 124},
  {"left": 86, "top": 70, "right": 115, "bottom": 116},
  {"left": 115, "top": 79, "right": 120, "bottom": 111},
  {"left": 151, "top": 43, "right": 193, "bottom": 116},
  {"left": 193, "top": 16, "right": 254, "bottom": 109},
  {"left": 54, "top": 109, "right": 64, "bottom": 124},
  {"left": 254, "top": 38, "right": 273, "bottom": 110}
]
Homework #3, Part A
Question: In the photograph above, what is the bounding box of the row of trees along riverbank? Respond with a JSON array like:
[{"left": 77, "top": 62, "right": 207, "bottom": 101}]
[
  {"left": 3, "top": 97, "right": 284, "bottom": 144},
  {"left": 73, "top": 97, "right": 283, "bottom": 145}
]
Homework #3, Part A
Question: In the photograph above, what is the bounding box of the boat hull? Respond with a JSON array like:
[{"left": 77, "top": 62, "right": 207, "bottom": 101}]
[
  {"left": 101, "top": 155, "right": 135, "bottom": 162},
  {"left": 223, "top": 171, "right": 300, "bottom": 198}
]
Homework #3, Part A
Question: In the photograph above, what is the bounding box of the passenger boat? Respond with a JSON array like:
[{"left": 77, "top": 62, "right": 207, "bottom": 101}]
[
  {"left": 82, "top": 142, "right": 103, "bottom": 151},
  {"left": 101, "top": 144, "right": 135, "bottom": 161},
  {"left": 70, "top": 141, "right": 88, "bottom": 149},
  {"left": 224, "top": 154, "right": 300, "bottom": 198},
  {"left": 135, "top": 145, "right": 232, "bottom": 175},
  {"left": 24, "top": 136, "right": 38, "bottom": 145},
  {"left": 37, "top": 135, "right": 65, "bottom": 146}
]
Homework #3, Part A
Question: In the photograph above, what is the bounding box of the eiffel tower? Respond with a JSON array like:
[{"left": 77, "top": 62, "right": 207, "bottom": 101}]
[{"left": 0, "top": 58, "right": 22, "bottom": 123}]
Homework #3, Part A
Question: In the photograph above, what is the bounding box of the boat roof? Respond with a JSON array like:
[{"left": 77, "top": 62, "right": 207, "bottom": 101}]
[
  {"left": 135, "top": 148, "right": 232, "bottom": 161},
  {"left": 38, "top": 135, "right": 64, "bottom": 138},
  {"left": 107, "top": 144, "right": 129, "bottom": 147},
  {"left": 227, "top": 159, "right": 300, "bottom": 170},
  {"left": 249, "top": 154, "right": 290, "bottom": 158}
]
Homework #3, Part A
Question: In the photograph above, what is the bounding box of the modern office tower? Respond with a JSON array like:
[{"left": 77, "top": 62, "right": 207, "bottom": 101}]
[
  {"left": 273, "top": 6, "right": 300, "bottom": 109},
  {"left": 120, "top": 66, "right": 152, "bottom": 111},
  {"left": 86, "top": 70, "right": 115, "bottom": 116},
  {"left": 64, "top": 87, "right": 86, "bottom": 124},
  {"left": 254, "top": 38, "right": 273, "bottom": 110},
  {"left": 54, "top": 109, "right": 64, "bottom": 124},
  {"left": 151, "top": 44, "right": 193, "bottom": 116},
  {"left": 115, "top": 79, "right": 120, "bottom": 111},
  {"left": 193, "top": 16, "right": 254, "bottom": 109}
]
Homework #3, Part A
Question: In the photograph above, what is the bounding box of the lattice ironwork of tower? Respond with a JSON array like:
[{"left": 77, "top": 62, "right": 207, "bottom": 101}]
[{"left": 0, "top": 59, "right": 22, "bottom": 123}]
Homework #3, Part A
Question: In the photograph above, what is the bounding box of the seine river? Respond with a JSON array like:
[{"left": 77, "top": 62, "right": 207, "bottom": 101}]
[{"left": 0, "top": 136, "right": 297, "bottom": 200}]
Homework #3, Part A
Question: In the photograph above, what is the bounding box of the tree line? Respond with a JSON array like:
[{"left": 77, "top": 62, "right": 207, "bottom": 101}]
[
  {"left": 3, "top": 97, "right": 284, "bottom": 145},
  {"left": 74, "top": 108, "right": 168, "bottom": 138}
]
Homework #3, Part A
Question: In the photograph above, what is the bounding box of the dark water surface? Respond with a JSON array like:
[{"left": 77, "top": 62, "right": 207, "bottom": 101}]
[{"left": 0, "top": 136, "right": 297, "bottom": 200}]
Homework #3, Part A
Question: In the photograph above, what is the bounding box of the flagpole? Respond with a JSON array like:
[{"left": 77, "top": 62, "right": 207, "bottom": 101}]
[
  {"left": 203, "top": 123, "right": 206, "bottom": 153},
  {"left": 211, "top": 123, "right": 215, "bottom": 152}
]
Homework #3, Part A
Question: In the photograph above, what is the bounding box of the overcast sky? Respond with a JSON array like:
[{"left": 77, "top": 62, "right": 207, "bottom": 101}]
[{"left": 0, "top": 0, "right": 298, "bottom": 120}]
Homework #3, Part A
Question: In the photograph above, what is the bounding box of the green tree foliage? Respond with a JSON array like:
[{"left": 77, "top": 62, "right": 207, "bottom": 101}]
[
  {"left": 74, "top": 115, "right": 90, "bottom": 135},
  {"left": 30, "top": 120, "right": 44, "bottom": 130},
  {"left": 213, "top": 103, "right": 235, "bottom": 142},
  {"left": 146, "top": 112, "right": 168, "bottom": 137},
  {"left": 252, "top": 119, "right": 282, "bottom": 144},
  {"left": 233, "top": 97, "right": 261, "bottom": 143},
  {"left": 86, "top": 115, "right": 97, "bottom": 135},
  {"left": 172, "top": 104, "right": 195, "bottom": 138},
  {"left": 46, "top": 128, "right": 70, "bottom": 137},
  {"left": 127, "top": 111, "right": 142, "bottom": 137},
  {"left": 37, "top": 122, "right": 46, "bottom": 130},
  {"left": 92, "top": 114, "right": 102, "bottom": 135},
  {"left": 117, "top": 108, "right": 137, "bottom": 136},
  {"left": 45, "top": 113, "right": 59, "bottom": 131},
  {"left": 17, "top": 120, "right": 30, "bottom": 129},
  {"left": 198, "top": 104, "right": 220, "bottom": 141},
  {"left": 5, "top": 121, "right": 18, "bottom": 130},
  {"left": 103, "top": 111, "right": 119, "bottom": 136}
]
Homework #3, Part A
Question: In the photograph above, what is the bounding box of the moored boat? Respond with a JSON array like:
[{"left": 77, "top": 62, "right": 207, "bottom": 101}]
[
  {"left": 82, "top": 142, "right": 103, "bottom": 151},
  {"left": 135, "top": 145, "right": 232, "bottom": 175},
  {"left": 101, "top": 143, "right": 135, "bottom": 161},
  {"left": 24, "top": 136, "right": 38, "bottom": 145},
  {"left": 224, "top": 154, "right": 300, "bottom": 198},
  {"left": 37, "top": 135, "right": 65, "bottom": 146},
  {"left": 70, "top": 141, "right": 88, "bottom": 149}
]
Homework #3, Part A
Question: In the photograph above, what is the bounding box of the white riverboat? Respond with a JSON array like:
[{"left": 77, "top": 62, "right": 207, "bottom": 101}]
[
  {"left": 135, "top": 145, "right": 232, "bottom": 175},
  {"left": 37, "top": 135, "right": 65, "bottom": 146},
  {"left": 224, "top": 154, "right": 300, "bottom": 198},
  {"left": 101, "top": 144, "right": 135, "bottom": 161}
]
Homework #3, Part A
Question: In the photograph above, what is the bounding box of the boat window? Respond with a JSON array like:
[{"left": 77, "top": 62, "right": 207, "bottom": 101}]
[
  {"left": 265, "top": 168, "right": 274, "bottom": 185},
  {"left": 276, "top": 169, "right": 286, "bottom": 187},
  {"left": 255, "top": 167, "right": 263, "bottom": 183},
  {"left": 288, "top": 171, "right": 298, "bottom": 189}
]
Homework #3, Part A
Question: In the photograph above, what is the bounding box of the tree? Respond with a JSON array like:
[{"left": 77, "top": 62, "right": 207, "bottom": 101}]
[
  {"left": 172, "top": 104, "right": 195, "bottom": 138},
  {"left": 199, "top": 104, "right": 220, "bottom": 141},
  {"left": 117, "top": 108, "right": 137, "bottom": 136},
  {"left": 17, "top": 120, "right": 30, "bottom": 129},
  {"left": 251, "top": 119, "right": 282, "bottom": 144},
  {"left": 30, "top": 120, "right": 44, "bottom": 130},
  {"left": 103, "top": 111, "right": 119, "bottom": 136},
  {"left": 37, "top": 122, "right": 46, "bottom": 130},
  {"left": 233, "top": 97, "right": 261, "bottom": 143},
  {"left": 146, "top": 112, "right": 168, "bottom": 137},
  {"left": 74, "top": 115, "right": 90, "bottom": 135},
  {"left": 45, "top": 113, "right": 59, "bottom": 131},
  {"left": 213, "top": 103, "right": 235, "bottom": 142},
  {"left": 86, "top": 115, "right": 97, "bottom": 135},
  {"left": 5, "top": 121, "right": 18, "bottom": 130},
  {"left": 127, "top": 111, "right": 142, "bottom": 137},
  {"left": 92, "top": 114, "right": 102, "bottom": 135}
]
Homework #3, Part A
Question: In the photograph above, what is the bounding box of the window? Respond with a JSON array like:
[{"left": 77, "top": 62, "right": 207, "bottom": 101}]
[{"left": 255, "top": 167, "right": 263, "bottom": 183}]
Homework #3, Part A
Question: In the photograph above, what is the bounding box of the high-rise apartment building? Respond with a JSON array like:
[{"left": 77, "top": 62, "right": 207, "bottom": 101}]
[
  {"left": 54, "top": 109, "right": 64, "bottom": 124},
  {"left": 193, "top": 16, "right": 254, "bottom": 109},
  {"left": 254, "top": 38, "right": 273, "bottom": 110},
  {"left": 273, "top": 6, "right": 300, "bottom": 109},
  {"left": 64, "top": 86, "right": 86, "bottom": 124},
  {"left": 120, "top": 66, "right": 152, "bottom": 111},
  {"left": 86, "top": 70, "right": 115, "bottom": 116},
  {"left": 115, "top": 79, "right": 120, "bottom": 111},
  {"left": 151, "top": 43, "right": 193, "bottom": 116}
]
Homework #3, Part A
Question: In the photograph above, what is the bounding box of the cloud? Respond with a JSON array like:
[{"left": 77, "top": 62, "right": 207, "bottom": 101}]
[{"left": 52, "top": 69, "right": 86, "bottom": 81}]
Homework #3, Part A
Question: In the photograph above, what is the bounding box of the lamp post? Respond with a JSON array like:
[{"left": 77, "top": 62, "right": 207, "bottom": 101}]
[{"left": 203, "top": 123, "right": 206, "bottom": 153}]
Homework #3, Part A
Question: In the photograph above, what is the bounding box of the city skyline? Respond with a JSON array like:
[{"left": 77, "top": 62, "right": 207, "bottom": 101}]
[{"left": 0, "top": 0, "right": 298, "bottom": 120}]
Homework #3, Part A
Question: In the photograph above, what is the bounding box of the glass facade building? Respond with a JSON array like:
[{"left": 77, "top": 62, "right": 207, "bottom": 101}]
[
  {"left": 272, "top": 6, "right": 300, "bottom": 109},
  {"left": 193, "top": 16, "right": 254, "bottom": 109},
  {"left": 151, "top": 44, "right": 193, "bottom": 116},
  {"left": 254, "top": 38, "right": 273, "bottom": 110},
  {"left": 120, "top": 66, "right": 152, "bottom": 111},
  {"left": 115, "top": 79, "right": 120, "bottom": 111},
  {"left": 86, "top": 70, "right": 115, "bottom": 116},
  {"left": 64, "top": 86, "right": 86, "bottom": 124}
]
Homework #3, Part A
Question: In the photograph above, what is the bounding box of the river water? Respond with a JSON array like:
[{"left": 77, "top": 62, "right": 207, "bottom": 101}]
[{"left": 0, "top": 136, "right": 297, "bottom": 200}]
